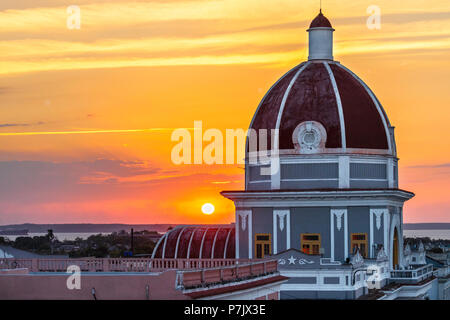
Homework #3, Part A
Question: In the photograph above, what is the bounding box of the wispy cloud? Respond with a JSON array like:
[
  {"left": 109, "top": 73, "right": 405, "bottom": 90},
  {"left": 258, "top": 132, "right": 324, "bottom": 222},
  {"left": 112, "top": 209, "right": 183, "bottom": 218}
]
[
  {"left": 0, "top": 122, "right": 45, "bottom": 128},
  {"left": 407, "top": 163, "right": 450, "bottom": 169},
  {"left": 0, "top": 1, "right": 449, "bottom": 74},
  {"left": 0, "top": 87, "right": 10, "bottom": 94},
  {"left": 0, "top": 123, "right": 30, "bottom": 128},
  {"left": 0, "top": 127, "right": 191, "bottom": 136},
  {"left": 211, "top": 180, "right": 242, "bottom": 184}
]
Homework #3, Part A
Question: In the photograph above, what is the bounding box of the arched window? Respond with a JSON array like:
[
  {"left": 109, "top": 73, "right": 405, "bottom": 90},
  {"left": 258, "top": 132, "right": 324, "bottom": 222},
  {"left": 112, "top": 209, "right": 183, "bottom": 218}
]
[{"left": 393, "top": 228, "right": 399, "bottom": 268}]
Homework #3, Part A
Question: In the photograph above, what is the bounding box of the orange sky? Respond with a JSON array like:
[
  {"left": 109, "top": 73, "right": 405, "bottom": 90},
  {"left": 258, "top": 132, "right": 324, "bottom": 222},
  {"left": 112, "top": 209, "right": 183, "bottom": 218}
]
[{"left": 0, "top": 0, "right": 449, "bottom": 224}]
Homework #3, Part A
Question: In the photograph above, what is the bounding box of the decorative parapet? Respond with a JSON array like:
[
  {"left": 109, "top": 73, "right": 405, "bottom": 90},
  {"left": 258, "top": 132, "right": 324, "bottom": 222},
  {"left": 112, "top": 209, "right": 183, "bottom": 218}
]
[
  {"left": 376, "top": 246, "right": 389, "bottom": 262},
  {"left": 418, "top": 242, "right": 424, "bottom": 253},
  {"left": 403, "top": 244, "right": 411, "bottom": 256},
  {"left": 320, "top": 258, "right": 342, "bottom": 266},
  {"left": 176, "top": 259, "right": 279, "bottom": 290},
  {"left": 351, "top": 249, "right": 364, "bottom": 268}
]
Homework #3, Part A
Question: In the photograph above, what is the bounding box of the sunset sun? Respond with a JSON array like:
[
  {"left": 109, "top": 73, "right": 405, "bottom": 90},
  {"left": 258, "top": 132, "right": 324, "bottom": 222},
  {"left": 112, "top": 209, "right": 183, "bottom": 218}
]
[{"left": 201, "top": 203, "right": 215, "bottom": 215}]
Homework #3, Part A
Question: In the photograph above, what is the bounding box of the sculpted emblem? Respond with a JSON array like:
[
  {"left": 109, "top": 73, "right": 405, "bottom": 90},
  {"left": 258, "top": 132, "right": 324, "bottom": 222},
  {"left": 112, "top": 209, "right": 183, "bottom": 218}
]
[{"left": 292, "top": 121, "right": 327, "bottom": 154}]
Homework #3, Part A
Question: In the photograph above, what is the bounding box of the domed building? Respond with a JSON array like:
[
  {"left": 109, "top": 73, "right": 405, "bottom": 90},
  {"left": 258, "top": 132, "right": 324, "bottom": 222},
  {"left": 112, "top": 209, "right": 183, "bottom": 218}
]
[
  {"left": 153, "top": 11, "right": 438, "bottom": 300},
  {"left": 221, "top": 10, "right": 414, "bottom": 271}
]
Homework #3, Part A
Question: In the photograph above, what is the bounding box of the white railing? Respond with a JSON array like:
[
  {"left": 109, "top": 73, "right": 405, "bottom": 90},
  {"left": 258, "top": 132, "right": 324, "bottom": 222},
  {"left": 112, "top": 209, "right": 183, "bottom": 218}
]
[
  {"left": 0, "top": 257, "right": 254, "bottom": 273},
  {"left": 390, "top": 264, "right": 434, "bottom": 281}
]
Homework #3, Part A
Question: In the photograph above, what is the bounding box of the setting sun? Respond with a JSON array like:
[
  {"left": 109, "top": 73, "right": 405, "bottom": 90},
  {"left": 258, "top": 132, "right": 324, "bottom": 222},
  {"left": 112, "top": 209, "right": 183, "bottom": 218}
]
[{"left": 201, "top": 203, "right": 215, "bottom": 215}]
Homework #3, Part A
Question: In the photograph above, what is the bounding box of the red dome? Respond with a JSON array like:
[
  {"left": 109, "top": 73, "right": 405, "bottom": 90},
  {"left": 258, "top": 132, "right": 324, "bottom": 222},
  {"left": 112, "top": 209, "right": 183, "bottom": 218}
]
[
  {"left": 249, "top": 61, "right": 392, "bottom": 153},
  {"left": 309, "top": 11, "right": 333, "bottom": 28},
  {"left": 152, "top": 225, "right": 235, "bottom": 259}
]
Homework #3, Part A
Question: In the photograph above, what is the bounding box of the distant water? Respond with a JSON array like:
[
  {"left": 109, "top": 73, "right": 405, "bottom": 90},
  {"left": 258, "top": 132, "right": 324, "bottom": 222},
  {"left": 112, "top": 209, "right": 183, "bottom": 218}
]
[
  {"left": 403, "top": 229, "right": 450, "bottom": 240},
  {"left": 1, "top": 230, "right": 449, "bottom": 242},
  {"left": 2, "top": 232, "right": 111, "bottom": 241}
]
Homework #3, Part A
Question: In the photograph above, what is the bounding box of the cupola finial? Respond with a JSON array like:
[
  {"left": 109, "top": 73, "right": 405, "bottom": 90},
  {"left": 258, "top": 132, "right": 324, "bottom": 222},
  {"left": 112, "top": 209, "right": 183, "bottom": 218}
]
[{"left": 307, "top": 10, "right": 334, "bottom": 60}]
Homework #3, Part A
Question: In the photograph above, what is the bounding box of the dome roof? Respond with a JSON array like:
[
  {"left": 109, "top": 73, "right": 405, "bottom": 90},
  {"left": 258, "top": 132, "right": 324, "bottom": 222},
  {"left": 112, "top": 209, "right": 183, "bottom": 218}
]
[
  {"left": 309, "top": 10, "right": 333, "bottom": 28},
  {"left": 249, "top": 60, "right": 392, "bottom": 154},
  {"left": 151, "top": 225, "right": 235, "bottom": 259}
]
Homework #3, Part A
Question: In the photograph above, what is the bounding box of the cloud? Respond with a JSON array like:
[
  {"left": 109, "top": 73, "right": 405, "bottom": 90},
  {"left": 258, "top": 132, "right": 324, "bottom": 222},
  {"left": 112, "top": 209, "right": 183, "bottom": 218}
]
[
  {"left": 0, "top": 123, "right": 30, "bottom": 128},
  {"left": 0, "top": 122, "right": 45, "bottom": 128},
  {"left": 0, "top": 159, "right": 163, "bottom": 199},
  {"left": 0, "top": 159, "right": 216, "bottom": 193},
  {"left": 0, "top": 2, "right": 449, "bottom": 75},
  {"left": 0, "top": 0, "right": 208, "bottom": 12},
  {"left": 407, "top": 163, "right": 450, "bottom": 169},
  {"left": 0, "top": 159, "right": 243, "bottom": 224},
  {"left": 0, "top": 87, "right": 10, "bottom": 94},
  {"left": 0, "top": 127, "right": 187, "bottom": 136}
]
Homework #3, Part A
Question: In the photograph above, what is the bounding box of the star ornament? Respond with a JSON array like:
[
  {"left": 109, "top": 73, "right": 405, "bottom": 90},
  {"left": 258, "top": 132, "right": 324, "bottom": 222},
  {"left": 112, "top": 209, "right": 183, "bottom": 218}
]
[{"left": 288, "top": 255, "right": 297, "bottom": 265}]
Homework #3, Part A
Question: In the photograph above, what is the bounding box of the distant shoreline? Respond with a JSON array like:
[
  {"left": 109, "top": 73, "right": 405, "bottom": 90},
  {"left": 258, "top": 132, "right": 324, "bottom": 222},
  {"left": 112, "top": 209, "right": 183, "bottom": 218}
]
[
  {"left": 0, "top": 223, "right": 177, "bottom": 233},
  {"left": 403, "top": 223, "right": 450, "bottom": 230},
  {"left": 0, "top": 222, "right": 448, "bottom": 233}
]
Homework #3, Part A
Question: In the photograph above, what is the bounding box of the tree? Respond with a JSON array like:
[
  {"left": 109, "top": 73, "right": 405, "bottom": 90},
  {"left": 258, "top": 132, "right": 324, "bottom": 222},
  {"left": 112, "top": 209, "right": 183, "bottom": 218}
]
[
  {"left": 429, "top": 247, "right": 443, "bottom": 254},
  {"left": 46, "top": 229, "right": 54, "bottom": 240},
  {"left": 46, "top": 229, "right": 55, "bottom": 254}
]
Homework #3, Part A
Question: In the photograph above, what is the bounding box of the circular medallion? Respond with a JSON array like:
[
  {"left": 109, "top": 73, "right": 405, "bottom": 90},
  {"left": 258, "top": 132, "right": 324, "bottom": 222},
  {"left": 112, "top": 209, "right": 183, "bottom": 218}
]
[{"left": 292, "top": 121, "right": 327, "bottom": 154}]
